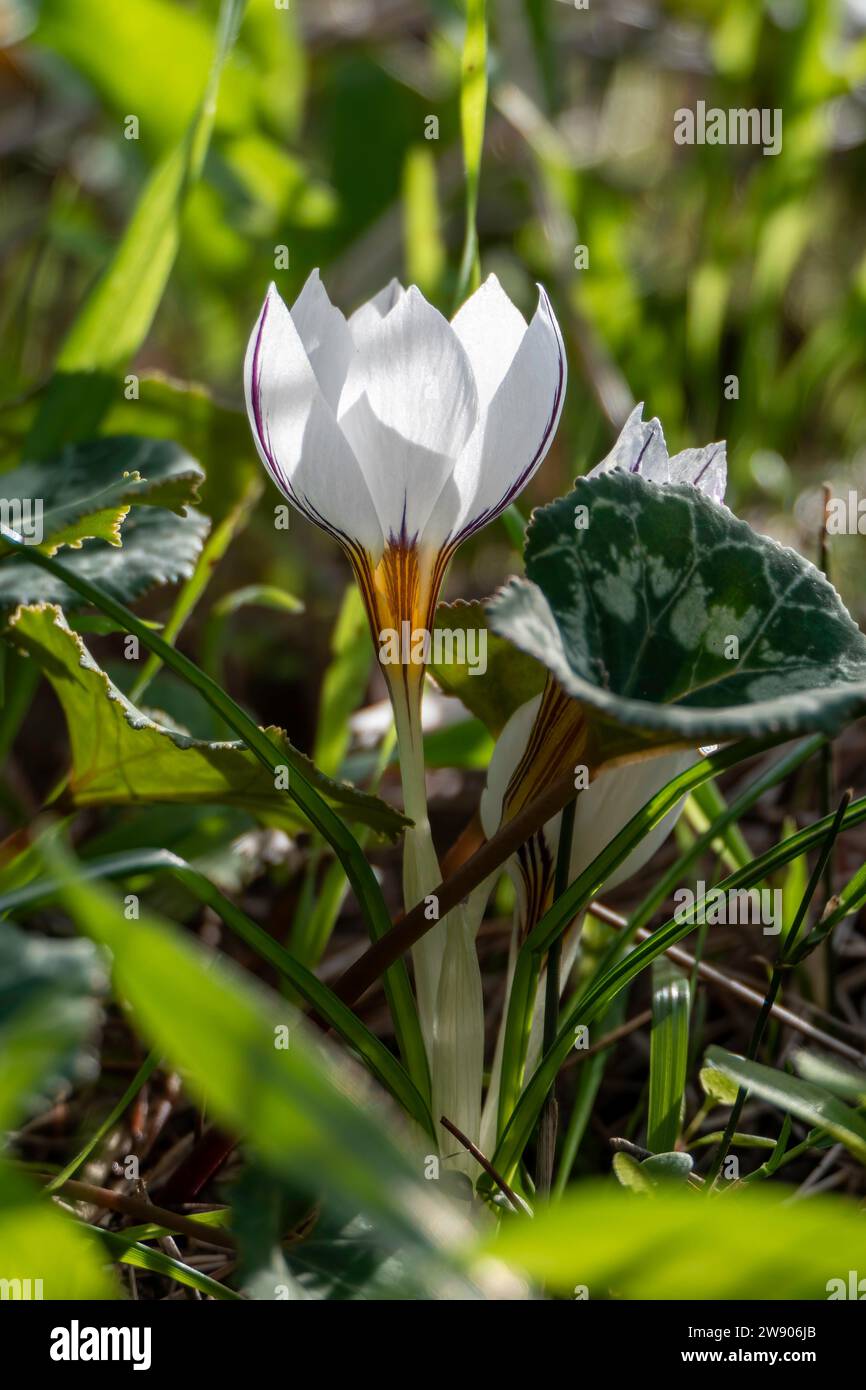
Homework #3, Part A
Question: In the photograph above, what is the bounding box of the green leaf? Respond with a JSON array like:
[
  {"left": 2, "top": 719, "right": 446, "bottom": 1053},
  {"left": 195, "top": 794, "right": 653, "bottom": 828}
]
[
  {"left": 429, "top": 600, "right": 545, "bottom": 736},
  {"left": 793, "top": 1050, "right": 866, "bottom": 1107},
  {"left": 0, "top": 1163, "right": 117, "bottom": 1300},
  {"left": 491, "top": 784, "right": 866, "bottom": 1183},
  {"left": 455, "top": 0, "right": 488, "bottom": 303},
  {"left": 0, "top": 437, "right": 204, "bottom": 556},
  {"left": 95, "top": 1227, "right": 240, "bottom": 1300},
  {"left": 0, "top": 507, "right": 210, "bottom": 610},
  {"left": 699, "top": 1065, "right": 740, "bottom": 1108},
  {"left": 313, "top": 584, "right": 372, "bottom": 777},
  {"left": 232, "top": 1164, "right": 304, "bottom": 1301},
  {"left": 7, "top": 605, "right": 409, "bottom": 841},
  {"left": 0, "top": 532, "right": 428, "bottom": 1098},
  {"left": 286, "top": 1210, "right": 420, "bottom": 1300},
  {"left": 0, "top": 848, "right": 434, "bottom": 1137},
  {"left": 705, "top": 1046, "right": 866, "bottom": 1164},
  {"left": 641, "top": 1151, "right": 693, "bottom": 1180},
  {"left": 101, "top": 372, "right": 258, "bottom": 522},
  {"left": 28, "top": 0, "right": 245, "bottom": 455},
  {"left": 612, "top": 1151, "right": 653, "bottom": 1192},
  {"left": 47, "top": 853, "right": 465, "bottom": 1256},
  {"left": 647, "top": 959, "right": 690, "bottom": 1154},
  {"left": 483, "top": 1181, "right": 866, "bottom": 1299},
  {"left": 0, "top": 922, "right": 105, "bottom": 1132},
  {"left": 489, "top": 471, "right": 866, "bottom": 743},
  {"left": 36, "top": 0, "right": 254, "bottom": 154}
]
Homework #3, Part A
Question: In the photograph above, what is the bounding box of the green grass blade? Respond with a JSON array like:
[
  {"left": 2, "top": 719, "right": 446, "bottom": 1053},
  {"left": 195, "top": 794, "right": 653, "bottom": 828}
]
[
  {"left": 0, "top": 528, "right": 428, "bottom": 1100},
  {"left": 28, "top": 0, "right": 246, "bottom": 455},
  {"left": 689, "top": 780, "right": 754, "bottom": 870},
  {"left": 553, "top": 995, "right": 625, "bottom": 1197},
  {"left": 491, "top": 791, "right": 866, "bottom": 1182},
  {"left": 495, "top": 736, "right": 796, "bottom": 1145},
  {"left": 794, "top": 1049, "right": 866, "bottom": 1105},
  {"left": 0, "top": 850, "right": 434, "bottom": 1139},
  {"left": 44, "top": 850, "right": 461, "bottom": 1255},
  {"left": 47, "top": 1050, "right": 161, "bottom": 1192},
  {"left": 647, "top": 960, "right": 690, "bottom": 1154},
  {"left": 628, "top": 736, "right": 824, "bottom": 935},
  {"left": 455, "top": 0, "right": 488, "bottom": 305},
  {"left": 706, "top": 1046, "right": 866, "bottom": 1165},
  {"left": 96, "top": 1228, "right": 242, "bottom": 1300}
]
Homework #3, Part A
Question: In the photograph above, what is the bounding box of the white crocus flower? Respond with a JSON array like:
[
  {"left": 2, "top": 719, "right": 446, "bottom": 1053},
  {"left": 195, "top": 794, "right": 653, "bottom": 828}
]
[
  {"left": 477, "top": 407, "right": 727, "bottom": 1149},
  {"left": 244, "top": 270, "right": 566, "bottom": 1072}
]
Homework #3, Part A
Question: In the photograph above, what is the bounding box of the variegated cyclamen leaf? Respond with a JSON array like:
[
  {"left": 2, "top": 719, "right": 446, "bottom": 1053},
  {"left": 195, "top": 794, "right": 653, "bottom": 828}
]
[
  {"left": 0, "top": 505, "right": 210, "bottom": 611},
  {"left": 0, "top": 436, "right": 204, "bottom": 556},
  {"left": 489, "top": 471, "right": 866, "bottom": 743}
]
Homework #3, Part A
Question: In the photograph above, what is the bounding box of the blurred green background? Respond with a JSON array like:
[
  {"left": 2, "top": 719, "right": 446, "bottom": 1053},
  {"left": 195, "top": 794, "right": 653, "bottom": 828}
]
[{"left": 3, "top": 0, "right": 866, "bottom": 646}]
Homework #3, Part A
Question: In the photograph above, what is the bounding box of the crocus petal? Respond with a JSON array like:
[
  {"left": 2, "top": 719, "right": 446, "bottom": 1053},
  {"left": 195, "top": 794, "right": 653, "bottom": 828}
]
[
  {"left": 451, "top": 274, "right": 529, "bottom": 409},
  {"left": 562, "top": 749, "right": 696, "bottom": 891},
  {"left": 289, "top": 269, "right": 354, "bottom": 412},
  {"left": 480, "top": 695, "right": 541, "bottom": 840},
  {"left": 347, "top": 277, "right": 405, "bottom": 351},
  {"left": 591, "top": 404, "right": 728, "bottom": 506},
  {"left": 590, "top": 402, "right": 669, "bottom": 483},
  {"left": 428, "top": 284, "right": 566, "bottom": 548},
  {"left": 336, "top": 286, "right": 479, "bottom": 543},
  {"left": 479, "top": 914, "right": 517, "bottom": 1158},
  {"left": 244, "top": 283, "right": 384, "bottom": 558},
  {"left": 481, "top": 693, "right": 694, "bottom": 896},
  {"left": 669, "top": 442, "right": 727, "bottom": 504},
  {"left": 432, "top": 912, "right": 485, "bottom": 1174}
]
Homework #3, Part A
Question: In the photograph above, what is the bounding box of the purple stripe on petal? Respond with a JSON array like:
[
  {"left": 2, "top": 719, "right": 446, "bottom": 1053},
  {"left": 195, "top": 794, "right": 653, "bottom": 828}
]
[
  {"left": 449, "top": 284, "right": 566, "bottom": 548},
  {"left": 251, "top": 296, "right": 271, "bottom": 465},
  {"left": 630, "top": 428, "right": 656, "bottom": 474},
  {"left": 692, "top": 445, "right": 720, "bottom": 488}
]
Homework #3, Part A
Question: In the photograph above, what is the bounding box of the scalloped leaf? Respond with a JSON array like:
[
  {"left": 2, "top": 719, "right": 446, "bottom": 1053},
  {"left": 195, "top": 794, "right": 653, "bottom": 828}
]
[
  {"left": 7, "top": 605, "right": 409, "bottom": 841},
  {"left": 0, "top": 506, "right": 210, "bottom": 610},
  {"left": 0, "top": 436, "right": 204, "bottom": 557},
  {"left": 489, "top": 471, "right": 866, "bottom": 743}
]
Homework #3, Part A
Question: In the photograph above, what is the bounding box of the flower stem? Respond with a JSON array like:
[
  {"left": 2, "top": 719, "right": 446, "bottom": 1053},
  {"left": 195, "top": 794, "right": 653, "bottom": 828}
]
[{"left": 389, "top": 677, "right": 447, "bottom": 1057}]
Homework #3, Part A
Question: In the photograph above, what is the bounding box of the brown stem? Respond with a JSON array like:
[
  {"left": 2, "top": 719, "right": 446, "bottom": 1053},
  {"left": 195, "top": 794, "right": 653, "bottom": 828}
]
[
  {"left": 439, "top": 1115, "right": 531, "bottom": 1215},
  {"left": 35, "top": 1173, "right": 235, "bottom": 1251}
]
